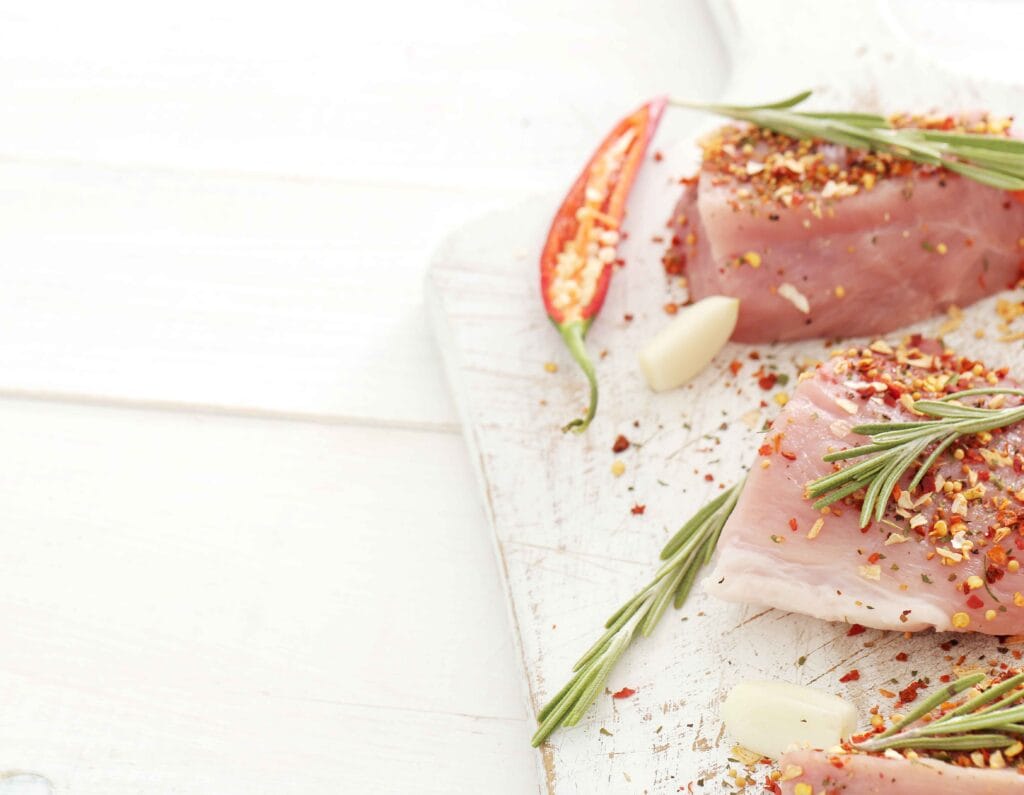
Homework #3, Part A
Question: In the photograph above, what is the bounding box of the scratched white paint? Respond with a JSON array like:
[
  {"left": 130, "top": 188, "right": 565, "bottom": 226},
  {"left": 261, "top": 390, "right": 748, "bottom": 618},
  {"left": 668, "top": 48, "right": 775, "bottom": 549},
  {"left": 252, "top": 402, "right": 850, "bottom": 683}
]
[{"left": 429, "top": 2, "right": 1024, "bottom": 791}]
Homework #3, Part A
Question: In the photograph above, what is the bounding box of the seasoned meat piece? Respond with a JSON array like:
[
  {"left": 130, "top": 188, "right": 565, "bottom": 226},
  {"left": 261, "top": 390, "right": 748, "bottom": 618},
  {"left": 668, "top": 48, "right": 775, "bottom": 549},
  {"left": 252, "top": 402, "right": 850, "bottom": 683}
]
[
  {"left": 664, "top": 116, "right": 1024, "bottom": 342},
  {"left": 709, "top": 338, "right": 1024, "bottom": 635}
]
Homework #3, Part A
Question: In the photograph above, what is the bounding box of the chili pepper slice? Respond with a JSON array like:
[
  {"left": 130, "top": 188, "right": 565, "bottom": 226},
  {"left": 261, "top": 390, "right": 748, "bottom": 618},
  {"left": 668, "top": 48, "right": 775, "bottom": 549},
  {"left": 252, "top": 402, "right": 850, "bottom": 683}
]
[{"left": 540, "top": 97, "right": 666, "bottom": 432}]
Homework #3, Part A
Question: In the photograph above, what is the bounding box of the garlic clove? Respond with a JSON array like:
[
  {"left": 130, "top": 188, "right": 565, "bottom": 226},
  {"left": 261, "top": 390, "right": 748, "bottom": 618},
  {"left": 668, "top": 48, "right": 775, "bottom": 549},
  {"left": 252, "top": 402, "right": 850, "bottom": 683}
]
[
  {"left": 721, "top": 680, "right": 858, "bottom": 759},
  {"left": 638, "top": 296, "right": 739, "bottom": 392}
]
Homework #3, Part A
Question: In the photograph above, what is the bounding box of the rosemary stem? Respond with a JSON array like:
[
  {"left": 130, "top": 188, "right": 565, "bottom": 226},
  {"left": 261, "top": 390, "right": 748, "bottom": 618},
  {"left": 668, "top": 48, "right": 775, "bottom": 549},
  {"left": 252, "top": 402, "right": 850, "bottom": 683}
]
[{"left": 531, "top": 478, "right": 745, "bottom": 747}]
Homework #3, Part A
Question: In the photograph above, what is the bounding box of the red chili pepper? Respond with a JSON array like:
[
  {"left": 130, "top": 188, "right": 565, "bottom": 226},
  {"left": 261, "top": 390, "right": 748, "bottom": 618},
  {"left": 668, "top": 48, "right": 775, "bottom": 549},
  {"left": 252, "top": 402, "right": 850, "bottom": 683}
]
[{"left": 540, "top": 98, "right": 666, "bottom": 432}]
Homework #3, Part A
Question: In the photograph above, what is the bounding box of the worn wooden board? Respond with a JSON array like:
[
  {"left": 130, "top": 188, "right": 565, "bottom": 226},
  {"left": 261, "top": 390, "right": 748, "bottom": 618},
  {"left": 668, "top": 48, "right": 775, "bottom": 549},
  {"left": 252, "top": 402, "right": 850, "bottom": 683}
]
[{"left": 429, "top": 2, "right": 1024, "bottom": 792}]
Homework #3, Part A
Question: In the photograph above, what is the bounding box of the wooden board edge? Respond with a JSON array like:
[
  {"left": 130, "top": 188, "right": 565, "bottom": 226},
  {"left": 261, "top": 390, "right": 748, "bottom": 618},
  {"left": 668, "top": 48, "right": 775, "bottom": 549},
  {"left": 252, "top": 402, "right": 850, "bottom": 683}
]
[{"left": 424, "top": 229, "right": 553, "bottom": 794}]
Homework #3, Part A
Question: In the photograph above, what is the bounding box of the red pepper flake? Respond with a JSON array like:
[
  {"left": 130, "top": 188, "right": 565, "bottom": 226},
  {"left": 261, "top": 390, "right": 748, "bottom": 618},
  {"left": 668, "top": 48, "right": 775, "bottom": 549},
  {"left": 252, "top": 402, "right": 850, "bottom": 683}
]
[
  {"left": 758, "top": 444, "right": 773, "bottom": 457},
  {"left": 764, "top": 778, "right": 782, "bottom": 795},
  {"left": 939, "top": 673, "right": 952, "bottom": 683},
  {"left": 729, "top": 360, "right": 743, "bottom": 376},
  {"left": 788, "top": 518, "right": 798, "bottom": 532},
  {"left": 846, "top": 623, "right": 866, "bottom": 637},
  {"left": 839, "top": 669, "right": 860, "bottom": 683},
  {"left": 612, "top": 687, "right": 636, "bottom": 699},
  {"left": 631, "top": 504, "right": 646, "bottom": 515},
  {"left": 867, "top": 552, "right": 882, "bottom": 565},
  {"left": 895, "top": 651, "right": 909, "bottom": 662},
  {"left": 612, "top": 434, "right": 630, "bottom": 453},
  {"left": 780, "top": 450, "right": 797, "bottom": 461},
  {"left": 966, "top": 594, "right": 985, "bottom": 610},
  {"left": 623, "top": 313, "right": 634, "bottom": 323},
  {"left": 664, "top": 302, "right": 678, "bottom": 315},
  {"left": 704, "top": 473, "right": 714, "bottom": 482},
  {"left": 898, "top": 680, "right": 927, "bottom": 705},
  {"left": 758, "top": 373, "right": 778, "bottom": 390},
  {"left": 653, "top": 150, "right": 664, "bottom": 162}
]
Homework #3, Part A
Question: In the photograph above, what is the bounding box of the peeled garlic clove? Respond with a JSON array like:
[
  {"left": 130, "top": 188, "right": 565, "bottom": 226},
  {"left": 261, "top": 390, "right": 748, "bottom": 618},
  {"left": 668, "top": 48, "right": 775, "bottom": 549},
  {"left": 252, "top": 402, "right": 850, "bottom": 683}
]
[
  {"left": 638, "top": 296, "right": 739, "bottom": 392},
  {"left": 721, "top": 680, "right": 858, "bottom": 759}
]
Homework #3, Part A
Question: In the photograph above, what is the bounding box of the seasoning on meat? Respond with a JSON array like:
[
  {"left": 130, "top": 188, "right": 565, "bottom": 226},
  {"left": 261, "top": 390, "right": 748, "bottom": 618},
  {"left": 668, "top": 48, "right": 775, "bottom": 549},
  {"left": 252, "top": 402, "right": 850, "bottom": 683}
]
[{"left": 664, "top": 115, "right": 1024, "bottom": 342}]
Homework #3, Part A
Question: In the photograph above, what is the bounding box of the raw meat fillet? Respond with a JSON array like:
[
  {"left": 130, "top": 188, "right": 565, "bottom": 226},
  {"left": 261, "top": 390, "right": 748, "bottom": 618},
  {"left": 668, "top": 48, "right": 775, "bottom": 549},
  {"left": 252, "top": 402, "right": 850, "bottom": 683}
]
[
  {"left": 708, "top": 337, "right": 1024, "bottom": 635},
  {"left": 663, "top": 117, "right": 1024, "bottom": 342},
  {"left": 778, "top": 749, "right": 1024, "bottom": 794}
]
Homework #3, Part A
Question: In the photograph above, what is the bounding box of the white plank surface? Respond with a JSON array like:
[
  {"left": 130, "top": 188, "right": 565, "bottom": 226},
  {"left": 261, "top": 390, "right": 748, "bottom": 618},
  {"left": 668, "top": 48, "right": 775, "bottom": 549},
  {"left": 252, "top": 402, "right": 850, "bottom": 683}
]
[
  {"left": 429, "top": 1, "right": 1024, "bottom": 792},
  {"left": 0, "top": 161, "right": 489, "bottom": 428},
  {"left": 0, "top": 1, "right": 727, "bottom": 187},
  {"left": 0, "top": 398, "right": 536, "bottom": 793}
]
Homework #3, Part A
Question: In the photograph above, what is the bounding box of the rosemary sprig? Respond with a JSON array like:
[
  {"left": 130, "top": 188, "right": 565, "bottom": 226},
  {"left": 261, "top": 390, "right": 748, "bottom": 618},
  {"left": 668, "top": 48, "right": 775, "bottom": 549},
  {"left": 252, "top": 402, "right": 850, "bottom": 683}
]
[
  {"left": 806, "top": 388, "right": 1024, "bottom": 527},
  {"left": 671, "top": 90, "right": 1024, "bottom": 191},
  {"left": 856, "top": 672, "right": 1024, "bottom": 753},
  {"left": 530, "top": 478, "right": 744, "bottom": 746}
]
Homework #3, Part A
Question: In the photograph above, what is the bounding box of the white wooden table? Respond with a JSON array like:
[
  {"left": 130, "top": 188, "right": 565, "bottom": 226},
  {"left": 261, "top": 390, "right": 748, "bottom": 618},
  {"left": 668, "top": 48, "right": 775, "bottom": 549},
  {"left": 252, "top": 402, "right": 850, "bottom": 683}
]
[{"left": 1, "top": 1, "right": 1013, "bottom": 792}]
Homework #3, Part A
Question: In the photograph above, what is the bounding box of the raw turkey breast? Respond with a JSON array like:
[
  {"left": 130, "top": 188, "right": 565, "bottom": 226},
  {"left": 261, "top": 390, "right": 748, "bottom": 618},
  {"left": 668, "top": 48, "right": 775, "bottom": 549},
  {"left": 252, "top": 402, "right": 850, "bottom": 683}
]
[
  {"left": 663, "top": 116, "right": 1024, "bottom": 342},
  {"left": 708, "top": 337, "right": 1024, "bottom": 635}
]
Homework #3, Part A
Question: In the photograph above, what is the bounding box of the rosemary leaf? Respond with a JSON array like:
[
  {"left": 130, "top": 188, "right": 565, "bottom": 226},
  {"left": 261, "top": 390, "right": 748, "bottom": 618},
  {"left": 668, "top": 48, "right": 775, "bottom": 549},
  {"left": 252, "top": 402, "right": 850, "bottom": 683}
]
[
  {"left": 868, "top": 733, "right": 1016, "bottom": 752},
  {"left": 949, "top": 672, "right": 1024, "bottom": 718}
]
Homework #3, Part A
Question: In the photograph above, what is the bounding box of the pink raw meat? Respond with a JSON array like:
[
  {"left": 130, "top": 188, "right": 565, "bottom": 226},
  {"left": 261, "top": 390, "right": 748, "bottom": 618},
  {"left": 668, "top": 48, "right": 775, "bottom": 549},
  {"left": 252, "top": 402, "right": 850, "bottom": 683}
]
[
  {"left": 778, "top": 748, "right": 1024, "bottom": 794},
  {"left": 663, "top": 121, "right": 1024, "bottom": 343},
  {"left": 708, "top": 338, "right": 1024, "bottom": 635}
]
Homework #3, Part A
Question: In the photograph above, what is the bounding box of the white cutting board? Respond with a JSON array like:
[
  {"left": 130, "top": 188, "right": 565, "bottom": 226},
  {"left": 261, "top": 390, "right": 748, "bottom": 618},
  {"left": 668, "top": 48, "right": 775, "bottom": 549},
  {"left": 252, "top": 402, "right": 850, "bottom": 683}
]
[{"left": 428, "top": 2, "right": 1024, "bottom": 791}]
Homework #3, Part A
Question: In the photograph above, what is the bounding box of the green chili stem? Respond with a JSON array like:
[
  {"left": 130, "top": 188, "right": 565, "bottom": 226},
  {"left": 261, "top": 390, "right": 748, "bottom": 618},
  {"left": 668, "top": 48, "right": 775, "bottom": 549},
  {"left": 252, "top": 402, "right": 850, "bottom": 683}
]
[{"left": 558, "top": 320, "right": 598, "bottom": 434}]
